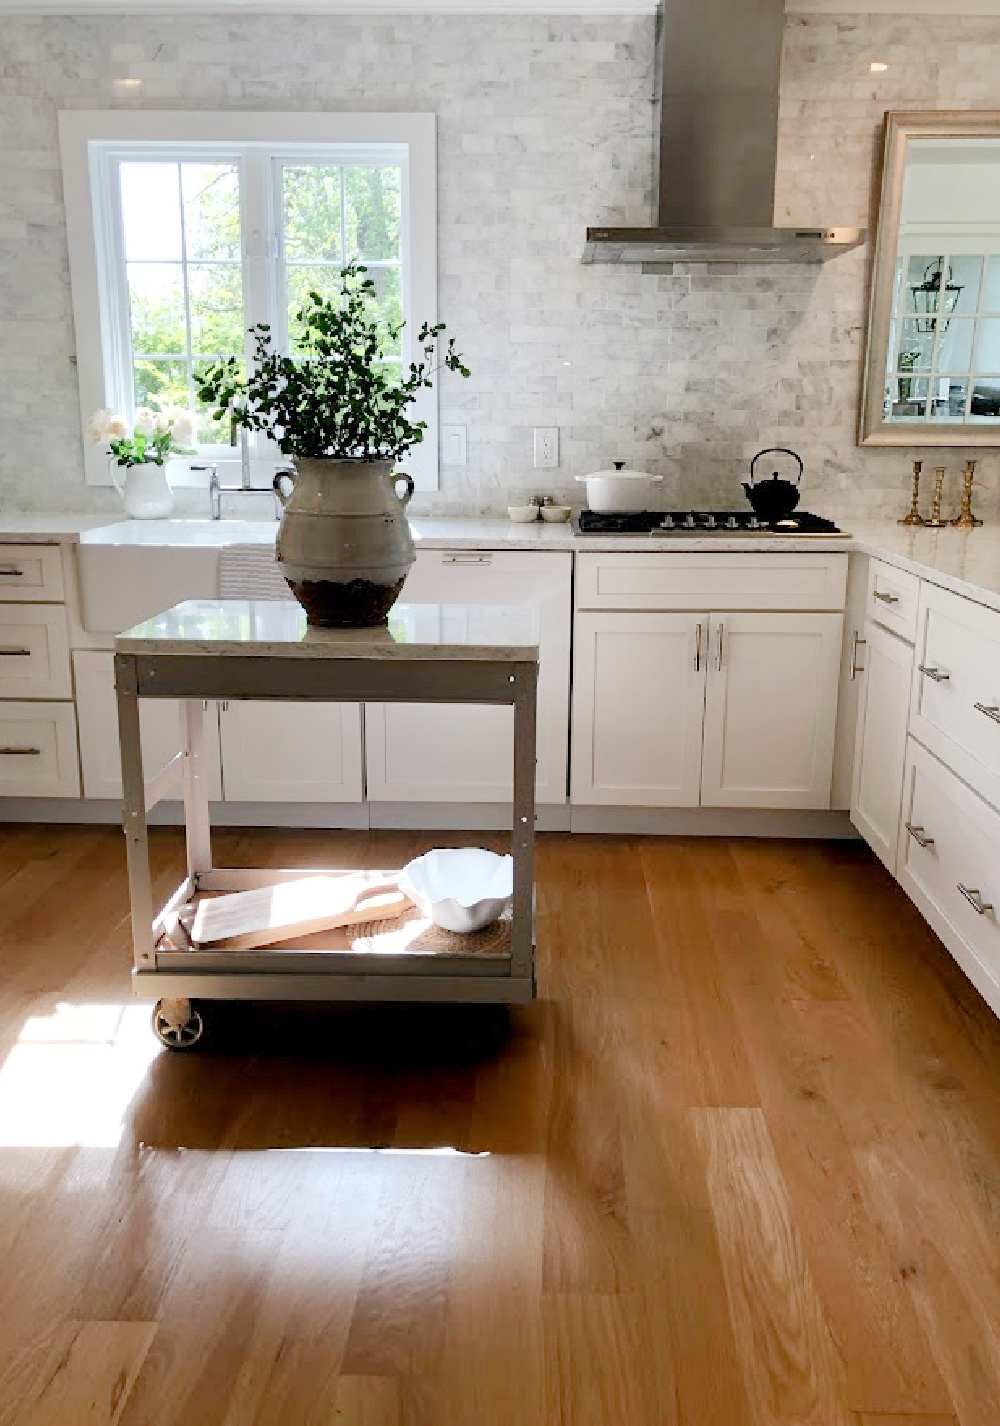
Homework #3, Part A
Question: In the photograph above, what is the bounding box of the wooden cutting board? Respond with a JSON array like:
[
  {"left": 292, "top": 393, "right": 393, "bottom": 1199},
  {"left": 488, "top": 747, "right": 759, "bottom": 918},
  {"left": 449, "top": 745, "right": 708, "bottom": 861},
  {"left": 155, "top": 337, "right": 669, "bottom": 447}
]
[{"left": 188, "top": 872, "right": 410, "bottom": 951}]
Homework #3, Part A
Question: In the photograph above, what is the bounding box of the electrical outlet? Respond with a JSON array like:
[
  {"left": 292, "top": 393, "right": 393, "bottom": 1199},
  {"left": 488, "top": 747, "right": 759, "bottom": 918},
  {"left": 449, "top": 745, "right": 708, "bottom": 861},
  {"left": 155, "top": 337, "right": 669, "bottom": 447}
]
[
  {"left": 442, "top": 424, "right": 467, "bottom": 466},
  {"left": 534, "top": 427, "right": 559, "bottom": 469}
]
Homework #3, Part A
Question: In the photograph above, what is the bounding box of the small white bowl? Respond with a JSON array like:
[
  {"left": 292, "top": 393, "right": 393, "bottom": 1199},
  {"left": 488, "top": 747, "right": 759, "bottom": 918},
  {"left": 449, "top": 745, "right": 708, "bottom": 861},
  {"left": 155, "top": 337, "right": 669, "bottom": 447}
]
[
  {"left": 540, "top": 504, "right": 572, "bottom": 523},
  {"left": 508, "top": 505, "right": 539, "bottom": 524},
  {"left": 399, "top": 848, "right": 514, "bottom": 933}
]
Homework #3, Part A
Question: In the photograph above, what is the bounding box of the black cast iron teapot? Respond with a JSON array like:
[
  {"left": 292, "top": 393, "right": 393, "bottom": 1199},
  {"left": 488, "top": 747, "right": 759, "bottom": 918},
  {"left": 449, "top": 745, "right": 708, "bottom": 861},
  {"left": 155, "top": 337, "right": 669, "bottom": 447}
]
[{"left": 743, "top": 447, "right": 804, "bottom": 523}]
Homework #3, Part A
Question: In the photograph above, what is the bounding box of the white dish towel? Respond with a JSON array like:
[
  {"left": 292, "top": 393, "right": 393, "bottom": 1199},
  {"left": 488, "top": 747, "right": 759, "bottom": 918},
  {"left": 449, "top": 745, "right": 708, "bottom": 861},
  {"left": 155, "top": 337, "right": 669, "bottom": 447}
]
[{"left": 218, "top": 544, "right": 295, "bottom": 601}]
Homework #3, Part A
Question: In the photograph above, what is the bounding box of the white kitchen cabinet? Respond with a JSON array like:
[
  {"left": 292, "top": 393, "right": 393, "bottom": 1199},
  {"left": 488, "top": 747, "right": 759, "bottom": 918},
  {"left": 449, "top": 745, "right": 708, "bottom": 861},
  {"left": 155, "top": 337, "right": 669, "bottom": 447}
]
[
  {"left": 898, "top": 737, "right": 1000, "bottom": 1020},
  {"left": 0, "top": 702, "right": 80, "bottom": 798},
  {"left": 701, "top": 612, "right": 843, "bottom": 809},
  {"left": 0, "top": 606, "right": 72, "bottom": 700},
  {"left": 850, "top": 620, "right": 913, "bottom": 872},
  {"left": 365, "top": 550, "right": 572, "bottom": 805},
  {"left": 571, "top": 612, "right": 707, "bottom": 807},
  {"left": 74, "top": 649, "right": 222, "bottom": 800},
  {"left": 218, "top": 700, "right": 363, "bottom": 803}
]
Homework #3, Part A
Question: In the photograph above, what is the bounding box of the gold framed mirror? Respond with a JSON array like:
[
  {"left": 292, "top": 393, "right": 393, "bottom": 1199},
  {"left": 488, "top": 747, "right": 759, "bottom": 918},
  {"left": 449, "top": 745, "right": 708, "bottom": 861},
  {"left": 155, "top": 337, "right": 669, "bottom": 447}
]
[{"left": 860, "top": 112, "right": 1000, "bottom": 447}]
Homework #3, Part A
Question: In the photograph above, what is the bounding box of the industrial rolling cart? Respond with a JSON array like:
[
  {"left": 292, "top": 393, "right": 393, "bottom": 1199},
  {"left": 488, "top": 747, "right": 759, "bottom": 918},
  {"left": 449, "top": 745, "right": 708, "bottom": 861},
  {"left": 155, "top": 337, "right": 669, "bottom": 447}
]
[{"left": 115, "top": 599, "right": 538, "bottom": 1049}]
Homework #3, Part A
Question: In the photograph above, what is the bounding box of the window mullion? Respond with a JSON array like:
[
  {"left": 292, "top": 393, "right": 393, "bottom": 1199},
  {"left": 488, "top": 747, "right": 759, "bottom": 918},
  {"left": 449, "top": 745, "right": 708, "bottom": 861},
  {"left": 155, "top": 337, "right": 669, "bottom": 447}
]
[{"left": 176, "top": 164, "right": 197, "bottom": 419}]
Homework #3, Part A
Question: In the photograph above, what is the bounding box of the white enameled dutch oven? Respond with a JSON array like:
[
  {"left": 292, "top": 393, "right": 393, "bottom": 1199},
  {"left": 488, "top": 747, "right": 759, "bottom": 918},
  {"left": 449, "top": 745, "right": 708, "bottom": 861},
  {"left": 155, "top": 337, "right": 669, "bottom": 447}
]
[{"left": 575, "top": 461, "right": 664, "bottom": 513}]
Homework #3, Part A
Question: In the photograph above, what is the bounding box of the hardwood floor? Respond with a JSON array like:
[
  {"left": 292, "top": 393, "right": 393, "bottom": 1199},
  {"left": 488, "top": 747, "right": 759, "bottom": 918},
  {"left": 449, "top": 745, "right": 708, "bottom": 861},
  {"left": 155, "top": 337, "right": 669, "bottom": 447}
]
[{"left": 0, "top": 825, "right": 998, "bottom": 1423}]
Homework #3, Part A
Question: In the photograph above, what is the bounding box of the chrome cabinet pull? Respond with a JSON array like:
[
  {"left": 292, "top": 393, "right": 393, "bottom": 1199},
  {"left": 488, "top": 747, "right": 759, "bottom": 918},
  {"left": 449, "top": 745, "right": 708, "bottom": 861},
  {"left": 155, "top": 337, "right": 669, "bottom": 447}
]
[
  {"left": 974, "top": 702, "right": 1000, "bottom": 725},
  {"left": 694, "top": 622, "right": 703, "bottom": 672},
  {"left": 0, "top": 648, "right": 31, "bottom": 658},
  {"left": 442, "top": 553, "right": 492, "bottom": 565},
  {"left": 958, "top": 884, "right": 994, "bottom": 916},
  {"left": 873, "top": 590, "right": 900, "bottom": 605},
  {"left": 715, "top": 622, "right": 725, "bottom": 673},
  {"left": 850, "top": 630, "right": 866, "bottom": 680},
  {"left": 905, "top": 822, "right": 935, "bottom": 849},
  {"left": 0, "top": 746, "right": 41, "bottom": 756},
  {"left": 919, "top": 665, "right": 950, "bottom": 682},
  {"left": 0, "top": 567, "right": 24, "bottom": 578}
]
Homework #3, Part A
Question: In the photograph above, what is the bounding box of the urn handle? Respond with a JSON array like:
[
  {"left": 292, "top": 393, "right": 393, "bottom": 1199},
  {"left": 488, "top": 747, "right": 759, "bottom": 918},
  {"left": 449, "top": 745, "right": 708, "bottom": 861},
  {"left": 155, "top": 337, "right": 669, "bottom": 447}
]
[
  {"left": 393, "top": 471, "right": 415, "bottom": 508},
  {"left": 273, "top": 468, "right": 295, "bottom": 507}
]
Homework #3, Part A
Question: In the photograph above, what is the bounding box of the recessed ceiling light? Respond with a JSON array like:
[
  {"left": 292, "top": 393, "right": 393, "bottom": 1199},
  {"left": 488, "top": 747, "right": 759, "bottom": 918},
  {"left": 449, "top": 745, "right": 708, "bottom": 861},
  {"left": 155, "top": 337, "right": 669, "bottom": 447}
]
[
  {"left": 870, "top": 62, "right": 889, "bottom": 73},
  {"left": 117, "top": 77, "right": 143, "bottom": 88}
]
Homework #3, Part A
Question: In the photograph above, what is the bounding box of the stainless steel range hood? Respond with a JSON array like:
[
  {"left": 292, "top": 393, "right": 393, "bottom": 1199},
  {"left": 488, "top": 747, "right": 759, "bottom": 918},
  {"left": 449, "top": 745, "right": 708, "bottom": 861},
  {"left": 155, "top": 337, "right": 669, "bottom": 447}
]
[{"left": 584, "top": 0, "right": 866, "bottom": 267}]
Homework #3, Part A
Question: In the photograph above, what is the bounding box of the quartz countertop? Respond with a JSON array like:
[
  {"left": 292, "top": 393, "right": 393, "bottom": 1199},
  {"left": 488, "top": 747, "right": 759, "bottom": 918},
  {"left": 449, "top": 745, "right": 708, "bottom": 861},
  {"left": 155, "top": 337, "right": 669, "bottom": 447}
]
[
  {"left": 8, "top": 510, "right": 1000, "bottom": 617},
  {"left": 116, "top": 599, "right": 540, "bottom": 661}
]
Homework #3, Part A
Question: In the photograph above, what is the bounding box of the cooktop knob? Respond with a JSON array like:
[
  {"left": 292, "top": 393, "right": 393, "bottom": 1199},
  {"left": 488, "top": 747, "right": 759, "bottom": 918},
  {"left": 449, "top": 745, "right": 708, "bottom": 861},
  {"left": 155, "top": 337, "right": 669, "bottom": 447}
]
[
  {"left": 660, "top": 514, "right": 674, "bottom": 529},
  {"left": 748, "top": 515, "right": 760, "bottom": 530},
  {"left": 726, "top": 515, "right": 738, "bottom": 529},
  {"left": 683, "top": 513, "right": 696, "bottom": 529},
  {"left": 703, "top": 513, "right": 717, "bottom": 529}
]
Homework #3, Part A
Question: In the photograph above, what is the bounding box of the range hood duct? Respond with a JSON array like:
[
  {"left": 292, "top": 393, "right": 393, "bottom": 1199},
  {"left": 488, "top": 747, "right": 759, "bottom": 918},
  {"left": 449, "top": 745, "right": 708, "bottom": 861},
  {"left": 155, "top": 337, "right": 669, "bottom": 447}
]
[{"left": 584, "top": 0, "right": 865, "bottom": 266}]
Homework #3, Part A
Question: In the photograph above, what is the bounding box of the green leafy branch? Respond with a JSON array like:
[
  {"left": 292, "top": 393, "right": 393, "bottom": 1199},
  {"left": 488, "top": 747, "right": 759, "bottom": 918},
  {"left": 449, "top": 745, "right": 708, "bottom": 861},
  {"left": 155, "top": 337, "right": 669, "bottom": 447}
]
[{"left": 195, "top": 262, "right": 471, "bottom": 461}]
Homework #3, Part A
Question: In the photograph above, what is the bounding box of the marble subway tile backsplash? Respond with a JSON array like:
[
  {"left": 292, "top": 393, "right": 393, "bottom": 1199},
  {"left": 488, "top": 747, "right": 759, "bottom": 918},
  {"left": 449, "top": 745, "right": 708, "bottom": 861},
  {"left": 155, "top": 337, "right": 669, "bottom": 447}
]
[{"left": 0, "top": 11, "right": 999, "bottom": 522}]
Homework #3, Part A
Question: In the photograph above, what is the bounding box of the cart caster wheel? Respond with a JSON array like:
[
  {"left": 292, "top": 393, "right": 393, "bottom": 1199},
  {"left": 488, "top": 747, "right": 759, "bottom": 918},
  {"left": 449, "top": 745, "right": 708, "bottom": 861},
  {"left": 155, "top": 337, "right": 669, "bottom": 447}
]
[{"left": 152, "top": 999, "right": 205, "bottom": 1051}]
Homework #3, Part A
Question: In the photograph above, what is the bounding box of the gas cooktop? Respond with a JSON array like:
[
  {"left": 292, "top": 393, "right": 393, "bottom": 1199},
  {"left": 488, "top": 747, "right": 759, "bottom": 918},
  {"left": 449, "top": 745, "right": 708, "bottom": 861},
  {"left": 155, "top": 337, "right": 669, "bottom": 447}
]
[{"left": 575, "top": 509, "right": 846, "bottom": 536}]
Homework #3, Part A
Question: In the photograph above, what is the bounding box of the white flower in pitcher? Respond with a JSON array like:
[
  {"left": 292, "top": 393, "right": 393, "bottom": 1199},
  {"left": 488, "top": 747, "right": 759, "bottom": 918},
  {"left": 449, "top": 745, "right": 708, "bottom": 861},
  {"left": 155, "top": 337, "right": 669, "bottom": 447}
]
[
  {"left": 151, "top": 410, "right": 172, "bottom": 435},
  {"left": 105, "top": 413, "right": 129, "bottom": 439},
  {"left": 134, "top": 407, "right": 155, "bottom": 435},
  {"left": 87, "top": 408, "right": 117, "bottom": 442},
  {"left": 168, "top": 409, "right": 196, "bottom": 447}
]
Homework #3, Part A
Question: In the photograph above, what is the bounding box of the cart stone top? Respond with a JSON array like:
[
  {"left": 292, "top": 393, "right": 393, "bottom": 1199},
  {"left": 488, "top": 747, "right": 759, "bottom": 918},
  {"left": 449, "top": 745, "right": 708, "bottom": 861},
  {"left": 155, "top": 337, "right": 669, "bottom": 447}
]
[{"left": 114, "top": 599, "right": 540, "bottom": 663}]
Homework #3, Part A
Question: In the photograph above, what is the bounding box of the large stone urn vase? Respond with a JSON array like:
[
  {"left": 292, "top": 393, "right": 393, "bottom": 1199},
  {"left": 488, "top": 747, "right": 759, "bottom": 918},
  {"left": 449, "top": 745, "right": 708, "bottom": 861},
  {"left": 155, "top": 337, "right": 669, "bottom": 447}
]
[{"left": 273, "top": 457, "right": 416, "bottom": 627}]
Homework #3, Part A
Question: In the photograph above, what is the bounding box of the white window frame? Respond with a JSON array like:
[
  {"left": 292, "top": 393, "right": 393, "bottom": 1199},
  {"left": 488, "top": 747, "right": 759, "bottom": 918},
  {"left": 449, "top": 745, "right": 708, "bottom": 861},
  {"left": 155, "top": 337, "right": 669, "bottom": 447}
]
[{"left": 59, "top": 111, "right": 439, "bottom": 491}]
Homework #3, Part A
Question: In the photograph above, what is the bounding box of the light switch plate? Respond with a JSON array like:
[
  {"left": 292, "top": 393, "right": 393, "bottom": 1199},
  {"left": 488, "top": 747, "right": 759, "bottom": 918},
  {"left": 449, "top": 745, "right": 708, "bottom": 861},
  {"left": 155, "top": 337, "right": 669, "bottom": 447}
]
[
  {"left": 442, "top": 424, "right": 467, "bottom": 466},
  {"left": 534, "top": 427, "right": 559, "bottom": 469}
]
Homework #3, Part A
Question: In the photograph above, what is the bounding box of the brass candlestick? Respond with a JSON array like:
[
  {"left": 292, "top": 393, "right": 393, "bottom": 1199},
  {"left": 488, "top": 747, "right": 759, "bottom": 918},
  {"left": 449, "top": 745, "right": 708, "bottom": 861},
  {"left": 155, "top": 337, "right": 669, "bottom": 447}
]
[
  {"left": 925, "top": 466, "right": 949, "bottom": 527},
  {"left": 952, "top": 459, "right": 982, "bottom": 529},
  {"left": 899, "top": 459, "right": 925, "bottom": 525}
]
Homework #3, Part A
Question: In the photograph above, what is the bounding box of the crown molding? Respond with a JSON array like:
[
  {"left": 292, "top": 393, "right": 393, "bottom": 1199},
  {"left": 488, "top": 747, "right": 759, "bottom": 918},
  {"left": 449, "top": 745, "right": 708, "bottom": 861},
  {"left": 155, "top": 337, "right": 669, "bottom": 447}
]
[{"left": 788, "top": 0, "right": 1000, "bottom": 12}]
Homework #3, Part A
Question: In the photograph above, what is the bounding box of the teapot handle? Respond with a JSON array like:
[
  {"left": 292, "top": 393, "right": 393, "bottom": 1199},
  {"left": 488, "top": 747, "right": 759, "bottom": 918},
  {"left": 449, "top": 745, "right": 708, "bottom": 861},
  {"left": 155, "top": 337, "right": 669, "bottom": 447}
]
[
  {"left": 393, "top": 472, "right": 415, "bottom": 509},
  {"left": 272, "top": 468, "right": 295, "bottom": 507},
  {"left": 749, "top": 447, "right": 804, "bottom": 487}
]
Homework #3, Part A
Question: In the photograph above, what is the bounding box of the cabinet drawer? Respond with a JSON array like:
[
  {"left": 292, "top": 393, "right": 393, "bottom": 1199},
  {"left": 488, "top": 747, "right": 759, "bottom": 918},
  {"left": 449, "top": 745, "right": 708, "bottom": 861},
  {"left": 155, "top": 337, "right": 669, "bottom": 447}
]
[
  {"left": 867, "top": 559, "right": 919, "bottom": 643},
  {"left": 898, "top": 738, "right": 1000, "bottom": 1015},
  {"left": 576, "top": 553, "right": 847, "bottom": 612},
  {"left": 909, "top": 583, "right": 1000, "bottom": 812},
  {"left": 0, "top": 606, "right": 71, "bottom": 698},
  {"left": 0, "top": 544, "right": 64, "bottom": 603},
  {"left": 0, "top": 702, "right": 80, "bottom": 797}
]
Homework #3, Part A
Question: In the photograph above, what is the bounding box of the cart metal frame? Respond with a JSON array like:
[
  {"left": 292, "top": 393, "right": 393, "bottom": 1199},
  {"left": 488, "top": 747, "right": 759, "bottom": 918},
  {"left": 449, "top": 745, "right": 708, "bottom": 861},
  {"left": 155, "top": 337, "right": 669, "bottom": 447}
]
[{"left": 115, "top": 602, "right": 538, "bottom": 1031}]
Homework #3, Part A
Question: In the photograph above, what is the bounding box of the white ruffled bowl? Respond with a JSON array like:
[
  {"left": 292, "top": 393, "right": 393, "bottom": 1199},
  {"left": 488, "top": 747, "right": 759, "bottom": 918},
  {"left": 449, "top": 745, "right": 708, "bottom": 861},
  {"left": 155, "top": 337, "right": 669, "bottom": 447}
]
[{"left": 399, "top": 848, "right": 514, "bottom": 933}]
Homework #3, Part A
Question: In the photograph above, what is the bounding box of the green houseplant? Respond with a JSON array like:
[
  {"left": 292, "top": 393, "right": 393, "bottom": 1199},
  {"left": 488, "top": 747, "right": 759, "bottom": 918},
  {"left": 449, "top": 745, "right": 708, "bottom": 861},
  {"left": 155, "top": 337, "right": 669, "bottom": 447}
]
[{"left": 197, "top": 262, "right": 470, "bottom": 626}]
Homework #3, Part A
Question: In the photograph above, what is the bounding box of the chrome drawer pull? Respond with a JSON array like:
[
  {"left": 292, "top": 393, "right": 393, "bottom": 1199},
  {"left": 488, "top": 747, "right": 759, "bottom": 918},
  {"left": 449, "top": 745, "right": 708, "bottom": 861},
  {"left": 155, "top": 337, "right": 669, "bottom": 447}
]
[
  {"left": 0, "top": 567, "right": 24, "bottom": 578},
  {"left": 716, "top": 622, "right": 725, "bottom": 673},
  {"left": 874, "top": 590, "right": 900, "bottom": 605},
  {"left": 919, "top": 665, "right": 950, "bottom": 682},
  {"left": 694, "top": 622, "right": 703, "bottom": 672},
  {"left": 442, "top": 553, "right": 492, "bottom": 565},
  {"left": 0, "top": 648, "right": 31, "bottom": 658},
  {"left": 958, "top": 884, "right": 994, "bottom": 916},
  {"left": 905, "top": 822, "right": 935, "bottom": 849},
  {"left": 0, "top": 746, "right": 41, "bottom": 756},
  {"left": 974, "top": 702, "right": 1000, "bottom": 725},
  {"left": 850, "top": 631, "right": 866, "bottom": 680}
]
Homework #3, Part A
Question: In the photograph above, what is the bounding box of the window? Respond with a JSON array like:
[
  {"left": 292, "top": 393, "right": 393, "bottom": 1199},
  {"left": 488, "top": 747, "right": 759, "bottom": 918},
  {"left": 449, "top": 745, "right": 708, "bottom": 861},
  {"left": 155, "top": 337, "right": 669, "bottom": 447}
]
[{"left": 60, "top": 113, "right": 439, "bottom": 489}]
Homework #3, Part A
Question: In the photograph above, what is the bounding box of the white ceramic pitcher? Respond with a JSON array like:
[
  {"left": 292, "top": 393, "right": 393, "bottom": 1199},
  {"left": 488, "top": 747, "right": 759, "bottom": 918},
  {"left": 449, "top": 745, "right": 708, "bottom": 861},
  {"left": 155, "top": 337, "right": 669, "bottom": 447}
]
[{"left": 110, "top": 461, "right": 175, "bottom": 520}]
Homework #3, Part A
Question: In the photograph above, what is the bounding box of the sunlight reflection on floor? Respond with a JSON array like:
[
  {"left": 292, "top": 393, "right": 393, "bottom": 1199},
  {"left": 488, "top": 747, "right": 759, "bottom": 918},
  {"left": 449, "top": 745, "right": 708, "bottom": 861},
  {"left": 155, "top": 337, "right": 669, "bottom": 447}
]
[{"left": 0, "top": 1002, "right": 160, "bottom": 1149}]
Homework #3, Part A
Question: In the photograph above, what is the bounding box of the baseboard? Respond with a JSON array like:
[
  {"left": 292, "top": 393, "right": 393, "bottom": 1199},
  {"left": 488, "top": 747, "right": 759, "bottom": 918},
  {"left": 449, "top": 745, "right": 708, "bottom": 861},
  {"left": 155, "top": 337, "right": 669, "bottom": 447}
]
[
  {"left": 569, "top": 806, "right": 860, "bottom": 839},
  {"left": 0, "top": 798, "right": 856, "bottom": 839},
  {"left": 368, "top": 802, "right": 572, "bottom": 832}
]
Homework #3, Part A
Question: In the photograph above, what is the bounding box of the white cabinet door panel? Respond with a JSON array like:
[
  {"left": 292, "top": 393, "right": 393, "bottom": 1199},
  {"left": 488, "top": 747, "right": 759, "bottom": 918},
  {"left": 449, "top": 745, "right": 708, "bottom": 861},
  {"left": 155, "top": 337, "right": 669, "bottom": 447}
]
[
  {"left": 220, "top": 701, "right": 363, "bottom": 804},
  {"left": 701, "top": 612, "right": 843, "bottom": 809},
  {"left": 850, "top": 620, "right": 913, "bottom": 872},
  {"left": 365, "top": 551, "right": 571, "bottom": 804},
  {"left": 571, "top": 612, "right": 707, "bottom": 807},
  {"left": 74, "top": 650, "right": 222, "bottom": 801}
]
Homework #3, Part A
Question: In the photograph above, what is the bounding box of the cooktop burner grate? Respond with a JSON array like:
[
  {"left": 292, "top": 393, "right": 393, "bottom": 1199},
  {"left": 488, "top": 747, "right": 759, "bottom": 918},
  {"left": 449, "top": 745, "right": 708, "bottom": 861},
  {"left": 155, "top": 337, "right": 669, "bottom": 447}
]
[{"left": 575, "top": 509, "right": 845, "bottom": 536}]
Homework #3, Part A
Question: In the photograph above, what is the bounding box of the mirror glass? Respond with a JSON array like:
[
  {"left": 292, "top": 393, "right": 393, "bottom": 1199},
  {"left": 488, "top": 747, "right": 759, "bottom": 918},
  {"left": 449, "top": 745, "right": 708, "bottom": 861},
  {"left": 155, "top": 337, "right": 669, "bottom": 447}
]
[{"left": 862, "top": 121, "right": 1000, "bottom": 445}]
